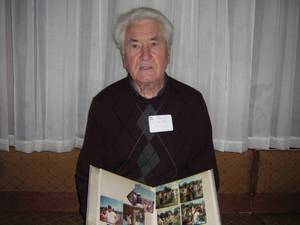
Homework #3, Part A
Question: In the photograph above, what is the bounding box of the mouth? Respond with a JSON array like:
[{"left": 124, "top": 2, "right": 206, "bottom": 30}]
[{"left": 140, "top": 66, "right": 153, "bottom": 70}]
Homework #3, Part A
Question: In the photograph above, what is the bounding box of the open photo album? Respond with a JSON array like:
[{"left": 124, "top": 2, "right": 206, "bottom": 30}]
[{"left": 86, "top": 165, "right": 221, "bottom": 225}]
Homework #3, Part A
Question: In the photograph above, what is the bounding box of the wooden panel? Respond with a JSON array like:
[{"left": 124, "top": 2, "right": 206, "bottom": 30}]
[
  {"left": 0, "top": 191, "right": 80, "bottom": 212},
  {"left": 218, "top": 194, "right": 252, "bottom": 213},
  {"left": 252, "top": 193, "right": 300, "bottom": 214}
]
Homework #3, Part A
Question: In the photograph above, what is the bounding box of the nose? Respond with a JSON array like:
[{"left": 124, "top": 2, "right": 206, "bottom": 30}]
[{"left": 141, "top": 46, "right": 151, "bottom": 61}]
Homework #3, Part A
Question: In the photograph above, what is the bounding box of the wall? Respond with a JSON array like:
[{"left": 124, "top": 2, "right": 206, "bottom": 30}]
[{"left": 0, "top": 147, "right": 299, "bottom": 213}]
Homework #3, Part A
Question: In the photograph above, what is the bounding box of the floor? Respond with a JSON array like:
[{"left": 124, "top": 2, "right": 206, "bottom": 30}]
[{"left": 1, "top": 212, "right": 300, "bottom": 225}]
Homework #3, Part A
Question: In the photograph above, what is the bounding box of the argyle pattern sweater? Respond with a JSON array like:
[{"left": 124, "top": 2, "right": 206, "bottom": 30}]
[{"left": 76, "top": 75, "right": 219, "bottom": 218}]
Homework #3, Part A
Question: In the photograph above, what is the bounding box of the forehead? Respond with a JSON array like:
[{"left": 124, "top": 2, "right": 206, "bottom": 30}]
[{"left": 125, "top": 19, "right": 165, "bottom": 41}]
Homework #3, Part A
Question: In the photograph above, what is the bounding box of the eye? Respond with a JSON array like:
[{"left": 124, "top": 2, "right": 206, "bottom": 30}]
[{"left": 151, "top": 42, "right": 158, "bottom": 46}]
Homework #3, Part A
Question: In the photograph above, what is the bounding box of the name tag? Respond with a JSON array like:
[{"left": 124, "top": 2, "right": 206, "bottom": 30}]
[{"left": 148, "top": 115, "right": 173, "bottom": 133}]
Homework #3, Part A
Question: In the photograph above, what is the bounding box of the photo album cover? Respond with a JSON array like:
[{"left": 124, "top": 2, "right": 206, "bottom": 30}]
[{"left": 86, "top": 165, "right": 221, "bottom": 225}]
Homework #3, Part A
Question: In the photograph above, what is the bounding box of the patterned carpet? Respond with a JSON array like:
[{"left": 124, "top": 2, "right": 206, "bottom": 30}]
[{"left": 1, "top": 212, "right": 300, "bottom": 225}]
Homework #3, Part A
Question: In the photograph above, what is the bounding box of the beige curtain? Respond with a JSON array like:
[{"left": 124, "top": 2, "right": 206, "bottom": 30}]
[{"left": 0, "top": 0, "right": 299, "bottom": 153}]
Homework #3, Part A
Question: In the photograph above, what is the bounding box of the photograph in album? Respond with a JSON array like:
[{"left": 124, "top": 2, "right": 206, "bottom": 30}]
[
  {"left": 178, "top": 174, "right": 204, "bottom": 203},
  {"left": 156, "top": 181, "right": 179, "bottom": 209},
  {"left": 126, "top": 184, "right": 155, "bottom": 213},
  {"left": 99, "top": 196, "right": 123, "bottom": 225}
]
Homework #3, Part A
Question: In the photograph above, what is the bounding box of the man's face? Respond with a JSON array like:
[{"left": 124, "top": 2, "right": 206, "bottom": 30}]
[{"left": 121, "top": 19, "right": 171, "bottom": 86}]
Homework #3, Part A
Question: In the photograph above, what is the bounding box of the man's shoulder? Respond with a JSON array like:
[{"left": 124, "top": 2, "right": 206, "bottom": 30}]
[
  {"left": 168, "top": 76, "right": 204, "bottom": 100},
  {"left": 93, "top": 77, "right": 128, "bottom": 101}
]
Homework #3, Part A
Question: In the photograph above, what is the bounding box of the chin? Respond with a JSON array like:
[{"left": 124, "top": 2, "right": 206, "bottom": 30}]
[
  {"left": 139, "top": 77, "right": 160, "bottom": 84},
  {"left": 139, "top": 72, "right": 162, "bottom": 81}
]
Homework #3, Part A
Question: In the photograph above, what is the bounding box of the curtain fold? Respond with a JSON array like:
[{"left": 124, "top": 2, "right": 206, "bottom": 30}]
[
  {"left": 1, "top": 0, "right": 299, "bottom": 153},
  {"left": 0, "top": 0, "right": 8, "bottom": 151}
]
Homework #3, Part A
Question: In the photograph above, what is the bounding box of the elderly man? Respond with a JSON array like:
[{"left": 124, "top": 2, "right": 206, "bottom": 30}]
[{"left": 76, "top": 7, "right": 219, "bottom": 219}]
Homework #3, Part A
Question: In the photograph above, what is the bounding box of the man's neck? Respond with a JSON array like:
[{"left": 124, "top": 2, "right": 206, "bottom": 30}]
[
  {"left": 130, "top": 75, "right": 167, "bottom": 99},
  {"left": 132, "top": 82, "right": 163, "bottom": 99}
]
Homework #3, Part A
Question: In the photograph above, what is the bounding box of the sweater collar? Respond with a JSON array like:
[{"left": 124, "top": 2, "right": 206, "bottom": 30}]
[{"left": 129, "top": 74, "right": 168, "bottom": 99}]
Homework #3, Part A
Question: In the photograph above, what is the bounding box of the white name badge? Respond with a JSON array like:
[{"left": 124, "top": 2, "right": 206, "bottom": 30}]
[{"left": 148, "top": 115, "right": 174, "bottom": 133}]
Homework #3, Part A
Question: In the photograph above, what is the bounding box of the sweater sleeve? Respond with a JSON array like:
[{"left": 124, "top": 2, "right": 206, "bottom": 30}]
[
  {"left": 187, "top": 96, "right": 219, "bottom": 191},
  {"left": 76, "top": 98, "right": 105, "bottom": 219}
]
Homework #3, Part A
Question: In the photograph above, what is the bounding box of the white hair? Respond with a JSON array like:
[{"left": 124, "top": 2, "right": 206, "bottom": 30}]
[{"left": 113, "top": 7, "right": 174, "bottom": 51}]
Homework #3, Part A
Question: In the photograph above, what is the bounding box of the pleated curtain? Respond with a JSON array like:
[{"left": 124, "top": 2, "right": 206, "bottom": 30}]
[{"left": 0, "top": 0, "right": 299, "bottom": 153}]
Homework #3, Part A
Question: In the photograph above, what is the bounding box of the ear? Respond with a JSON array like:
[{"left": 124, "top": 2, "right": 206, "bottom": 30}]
[
  {"left": 120, "top": 48, "right": 127, "bottom": 69},
  {"left": 167, "top": 45, "right": 171, "bottom": 64}
]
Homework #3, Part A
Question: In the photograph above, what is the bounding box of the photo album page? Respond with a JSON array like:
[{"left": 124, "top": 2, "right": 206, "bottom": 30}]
[{"left": 86, "top": 165, "right": 221, "bottom": 225}]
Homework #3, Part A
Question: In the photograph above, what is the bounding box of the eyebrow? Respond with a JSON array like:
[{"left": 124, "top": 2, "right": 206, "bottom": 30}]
[
  {"left": 129, "top": 36, "right": 161, "bottom": 43},
  {"left": 150, "top": 36, "right": 160, "bottom": 41},
  {"left": 129, "top": 38, "right": 138, "bottom": 43}
]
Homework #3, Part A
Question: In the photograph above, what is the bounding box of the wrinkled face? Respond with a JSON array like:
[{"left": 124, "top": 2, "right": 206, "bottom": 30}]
[{"left": 121, "top": 20, "right": 171, "bottom": 85}]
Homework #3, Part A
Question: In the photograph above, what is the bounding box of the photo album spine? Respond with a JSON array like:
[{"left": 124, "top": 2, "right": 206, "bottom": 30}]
[{"left": 86, "top": 165, "right": 101, "bottom": 225}]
